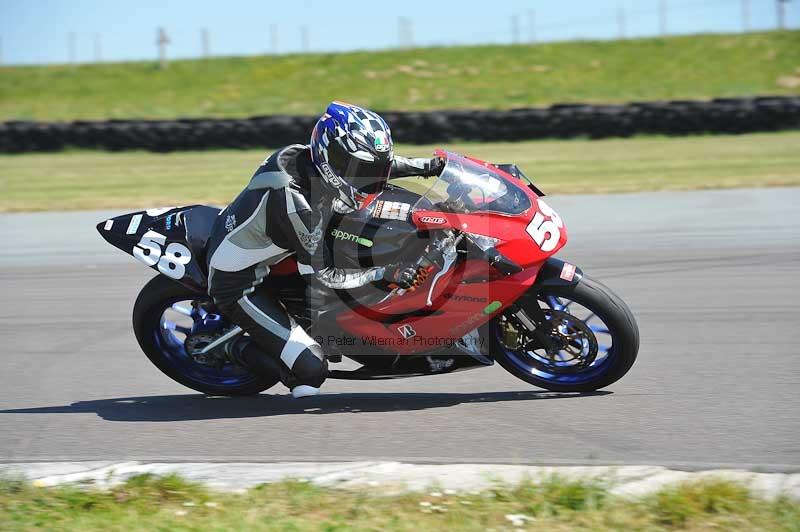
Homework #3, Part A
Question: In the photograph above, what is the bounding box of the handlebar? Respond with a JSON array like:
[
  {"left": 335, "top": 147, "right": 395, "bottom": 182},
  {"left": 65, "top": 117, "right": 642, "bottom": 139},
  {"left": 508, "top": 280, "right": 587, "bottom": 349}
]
[{"left": 416, "top": 227, "right": 523, "bottom": 277}]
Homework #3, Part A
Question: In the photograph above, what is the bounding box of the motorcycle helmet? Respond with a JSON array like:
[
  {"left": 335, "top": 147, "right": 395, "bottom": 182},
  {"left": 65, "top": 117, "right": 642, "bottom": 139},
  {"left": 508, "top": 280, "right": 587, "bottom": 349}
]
[{"left": 310, "top": 101, "right": 393, "bottom": 210}]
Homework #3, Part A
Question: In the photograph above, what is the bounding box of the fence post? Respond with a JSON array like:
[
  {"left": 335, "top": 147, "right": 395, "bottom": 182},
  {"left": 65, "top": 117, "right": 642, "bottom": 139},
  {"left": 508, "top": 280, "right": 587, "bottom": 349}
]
[
  {"left": 776, "top": 0, "right": 789, "bottom": 30},
  {"left": 527, "top": 10, "right": 536, "bottom": 43},
  {"left": 157, "top": 27, "right": 169, "bottom": 69},
  {"left": 201, "top": 28, "right": 209, "bottom": 58}
]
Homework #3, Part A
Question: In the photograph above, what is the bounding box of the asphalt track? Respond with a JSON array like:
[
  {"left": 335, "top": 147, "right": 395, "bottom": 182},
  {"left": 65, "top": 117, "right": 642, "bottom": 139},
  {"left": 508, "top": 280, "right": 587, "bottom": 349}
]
[{"left": 1, "top": 188, "right": 798, "bottom": 471}]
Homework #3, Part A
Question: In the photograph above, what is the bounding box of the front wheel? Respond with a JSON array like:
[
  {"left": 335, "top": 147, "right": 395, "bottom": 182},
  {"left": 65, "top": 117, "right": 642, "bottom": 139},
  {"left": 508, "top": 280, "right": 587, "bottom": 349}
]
[
  {"left": 490, "top": 276, "right": 639, "bottom": 392},
  {"left": 132, "top": 275, "right": 279, "bottom": 396}
]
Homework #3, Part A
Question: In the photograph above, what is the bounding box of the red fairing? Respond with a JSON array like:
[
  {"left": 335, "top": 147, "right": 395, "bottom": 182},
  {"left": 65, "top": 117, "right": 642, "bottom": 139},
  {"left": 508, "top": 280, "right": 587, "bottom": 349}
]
[
  {"left": 411, "top": 207, "right": 567, "bottom": 269},
  {"left": 412, "top": 151, "right": 568, "bottom": 269},
  {"left": 335, "top": 259, "right": 544, "bottom": 354},
  {"left": 332, "top": 150, "right": 569, "bottom": 354}
]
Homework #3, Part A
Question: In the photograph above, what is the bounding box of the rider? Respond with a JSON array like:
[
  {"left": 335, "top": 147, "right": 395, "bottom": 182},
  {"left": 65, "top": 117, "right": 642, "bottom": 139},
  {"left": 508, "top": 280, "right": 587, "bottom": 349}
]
[{"left": 205, "top": 101, "right": 444, "bottom": 398}]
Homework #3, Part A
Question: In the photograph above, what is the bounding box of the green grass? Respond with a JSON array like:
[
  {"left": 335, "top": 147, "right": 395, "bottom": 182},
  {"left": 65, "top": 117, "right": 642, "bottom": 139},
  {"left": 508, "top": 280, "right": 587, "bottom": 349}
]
[
  {"left": 1, "top": 131, "right": 798, "bottom": 212},
  {"left": 1, "top": 473, "right": 798, "bottom": 531},
  {"left": 1, "top": 31, "right": 799, "bottom": 121}
]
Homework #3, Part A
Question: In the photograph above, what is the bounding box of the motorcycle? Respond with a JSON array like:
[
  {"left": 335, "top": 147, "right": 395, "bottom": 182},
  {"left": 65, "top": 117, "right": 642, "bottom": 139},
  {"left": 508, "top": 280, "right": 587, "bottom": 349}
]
[{"left": 97, "top": 150, "right": 639, "bottom": 395}]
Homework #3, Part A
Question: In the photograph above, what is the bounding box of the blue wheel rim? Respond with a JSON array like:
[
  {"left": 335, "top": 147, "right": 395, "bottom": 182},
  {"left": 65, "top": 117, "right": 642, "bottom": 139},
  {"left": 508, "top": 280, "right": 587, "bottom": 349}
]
[
  {"left": 496, "top": 295, "right": 615, "bottom": 385},
  {"left": 153, "top": 297, "right": 260, "bottom": 389}
]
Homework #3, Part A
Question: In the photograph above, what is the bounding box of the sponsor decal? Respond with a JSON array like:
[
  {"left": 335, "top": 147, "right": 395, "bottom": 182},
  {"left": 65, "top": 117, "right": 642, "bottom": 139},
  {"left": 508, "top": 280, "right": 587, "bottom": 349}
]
[
  {"left": 126, "top": 214, "right": 143, "bottom": 235},
  {"left": 319, "top": 162, "right": 342, "bottom": 187},
  {"left": 225, "top": 214, "right": 237, "bottom": 233},
  {"left": 373, "top": 200, "right": 410, "bottom": 221},
  {"left": 165, "top": 214, "right": 174, "bottom": 230},
  {"left": 419, "top": 216, "right": 446, "bottom": 225},
  {"left": 482, "top": 300, "right": 503, "bottom": 315},
  {"left": 330, "top": 228, "right": 373, "bottom": 248},
  {"left": 373, "top": 131, "right": 391, "bottom": 152},
  {"left": 103, "top": 219, "right": 113, "bottom": 231},
  {"left": 560, "top": 262, "right": 576, "bottom": 282},
  {"left": 397, "top": 324, "right": 416, "bottom": 339},
  {"left": 444, "top": 294, "right": 488, "bottom": 303}
]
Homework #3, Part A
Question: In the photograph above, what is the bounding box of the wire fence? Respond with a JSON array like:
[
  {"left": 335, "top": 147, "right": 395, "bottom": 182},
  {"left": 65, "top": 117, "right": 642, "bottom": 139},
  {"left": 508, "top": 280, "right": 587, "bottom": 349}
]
[{"left": 1, "top": 0, "right": 797, "bottom": 66}]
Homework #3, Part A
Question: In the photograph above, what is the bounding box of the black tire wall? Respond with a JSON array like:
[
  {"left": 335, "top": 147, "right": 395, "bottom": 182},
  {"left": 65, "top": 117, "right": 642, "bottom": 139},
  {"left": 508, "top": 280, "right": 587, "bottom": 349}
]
[{"left": 2, "top": 96, "right": 798, "bottom": 153}]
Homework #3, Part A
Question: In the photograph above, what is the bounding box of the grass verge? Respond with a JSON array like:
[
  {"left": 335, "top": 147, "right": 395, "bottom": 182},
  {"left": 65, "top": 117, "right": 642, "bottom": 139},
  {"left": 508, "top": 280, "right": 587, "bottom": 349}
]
[
  {"left": 1, "top": 473, "right": 798, "bottom": 531},
  {"left": 0, "top": 131, "right": 798, "bottom": 212},
  {"left": 1, "top": 31, "right": 798, "bottom": 121}
]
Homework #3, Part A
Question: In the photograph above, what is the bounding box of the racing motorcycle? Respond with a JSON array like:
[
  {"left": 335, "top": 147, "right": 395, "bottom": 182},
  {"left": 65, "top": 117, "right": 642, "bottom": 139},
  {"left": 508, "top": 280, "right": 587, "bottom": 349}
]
[{"left": 97, "top": 150, "right": 639, "bottom": 395}]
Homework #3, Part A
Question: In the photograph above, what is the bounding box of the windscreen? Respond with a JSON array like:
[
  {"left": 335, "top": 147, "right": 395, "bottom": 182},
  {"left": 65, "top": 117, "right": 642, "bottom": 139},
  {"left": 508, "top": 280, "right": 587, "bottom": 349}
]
[{"left": 411, "top": 151, "right": 531, "bottom": 215}]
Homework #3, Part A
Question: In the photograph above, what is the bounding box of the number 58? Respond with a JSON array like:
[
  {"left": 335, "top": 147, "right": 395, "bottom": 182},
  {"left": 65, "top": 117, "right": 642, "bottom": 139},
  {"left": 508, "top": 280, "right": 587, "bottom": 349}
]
[{"left": 133, "top": 230, "right": 192, "bottom": 279}]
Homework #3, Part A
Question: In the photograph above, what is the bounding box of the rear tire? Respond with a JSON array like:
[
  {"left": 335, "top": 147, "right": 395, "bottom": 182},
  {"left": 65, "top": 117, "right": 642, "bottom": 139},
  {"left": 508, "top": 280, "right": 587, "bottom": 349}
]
[
  {"left": 133, "top": 275, "right": 278, "bottom": 396},
  {"left": 490, "top": 276, "right": 639, "bottom": 392}
]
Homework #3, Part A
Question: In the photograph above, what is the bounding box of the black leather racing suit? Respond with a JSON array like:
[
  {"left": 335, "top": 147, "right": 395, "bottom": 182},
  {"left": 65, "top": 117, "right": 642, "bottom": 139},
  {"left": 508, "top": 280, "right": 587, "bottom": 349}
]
[{"left": 205, "top": 144, "right": 435, "bottom": 388}]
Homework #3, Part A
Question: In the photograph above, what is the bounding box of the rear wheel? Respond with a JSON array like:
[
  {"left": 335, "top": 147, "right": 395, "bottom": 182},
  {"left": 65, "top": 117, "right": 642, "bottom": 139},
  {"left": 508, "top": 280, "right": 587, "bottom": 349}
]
[
  {"left": 490, "top": 276, "right": 639, "bottom": 392},
  {"left": 132, "top": 275, "right": 278, "bottom": 396}
]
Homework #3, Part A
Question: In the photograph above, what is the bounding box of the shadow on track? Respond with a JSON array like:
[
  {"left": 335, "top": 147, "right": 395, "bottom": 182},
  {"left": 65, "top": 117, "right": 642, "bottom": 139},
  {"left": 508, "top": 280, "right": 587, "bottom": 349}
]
[{"left": 0, "top": 390, "right": 610, "bottom": 422}]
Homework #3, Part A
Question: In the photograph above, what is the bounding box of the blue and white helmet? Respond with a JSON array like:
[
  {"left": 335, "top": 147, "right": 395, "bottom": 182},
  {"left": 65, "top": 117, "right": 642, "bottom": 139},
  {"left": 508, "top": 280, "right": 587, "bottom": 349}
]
[{"left": 310, "top": 101, "right": 394, "bottom": 210}]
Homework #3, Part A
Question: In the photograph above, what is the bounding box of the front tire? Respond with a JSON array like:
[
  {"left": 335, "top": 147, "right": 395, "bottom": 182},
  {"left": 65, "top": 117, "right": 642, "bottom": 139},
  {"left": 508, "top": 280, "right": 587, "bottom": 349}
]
[
  {"left": 132, "top": 275, "right": 278, "bottom": 396},
  {"left": 490, "top": 276, "right": 639, "bottom": 392}
]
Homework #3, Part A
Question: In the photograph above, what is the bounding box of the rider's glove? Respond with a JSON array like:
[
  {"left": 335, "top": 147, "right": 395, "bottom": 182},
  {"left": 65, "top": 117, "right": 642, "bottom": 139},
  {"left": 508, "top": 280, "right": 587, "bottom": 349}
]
[
  {"left": 424, "top": 157, "right": 445, "bottom": 177},
  {"left": 385, "top": 264, "right": 430, "bottom": 290}
]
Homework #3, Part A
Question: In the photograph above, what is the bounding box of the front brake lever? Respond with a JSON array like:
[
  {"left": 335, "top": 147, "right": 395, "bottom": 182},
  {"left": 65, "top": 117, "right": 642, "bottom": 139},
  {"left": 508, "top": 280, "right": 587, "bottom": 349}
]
[
  {"left": 422, "top": 232, "right": 464, "bottom": 306},
  {"left": 426, "top": 245, "right": 457, "bottom": 306}
]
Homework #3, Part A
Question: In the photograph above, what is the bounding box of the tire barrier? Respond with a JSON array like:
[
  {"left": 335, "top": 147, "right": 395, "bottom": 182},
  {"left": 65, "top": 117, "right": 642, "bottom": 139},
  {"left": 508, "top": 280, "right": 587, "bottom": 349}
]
[{"left": 1, "top": 96, "right": 798, "bottom": 153}]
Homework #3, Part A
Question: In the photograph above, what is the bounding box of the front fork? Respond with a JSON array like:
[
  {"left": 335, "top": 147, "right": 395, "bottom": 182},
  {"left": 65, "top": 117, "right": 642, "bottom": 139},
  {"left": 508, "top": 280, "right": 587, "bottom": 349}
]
[
  {"left": 501, "top": 257, "right": 585, "bottom": 354},
  {"left": 506, "top": 301, "right": 560, "bottom": 354}
]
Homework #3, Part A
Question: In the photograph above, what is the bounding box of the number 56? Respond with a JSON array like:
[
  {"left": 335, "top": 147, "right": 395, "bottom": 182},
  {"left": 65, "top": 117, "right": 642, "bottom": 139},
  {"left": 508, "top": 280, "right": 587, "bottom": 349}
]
[{"left": 526, "top": 200, "right": 563, "bottom": 253}]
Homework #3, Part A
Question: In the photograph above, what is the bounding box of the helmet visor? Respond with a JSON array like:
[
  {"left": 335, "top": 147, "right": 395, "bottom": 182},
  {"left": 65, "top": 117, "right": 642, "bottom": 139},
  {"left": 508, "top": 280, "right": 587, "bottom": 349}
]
[{"left": 327, "top": 138, "right": 391, "bottom": 194}]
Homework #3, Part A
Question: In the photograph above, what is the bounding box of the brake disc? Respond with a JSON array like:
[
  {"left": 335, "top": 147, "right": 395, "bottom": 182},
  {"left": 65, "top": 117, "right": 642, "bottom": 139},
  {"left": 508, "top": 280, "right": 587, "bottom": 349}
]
[
  {"left": 542, "top": 309, "right": 599, "bottom": 368},
  {"left": 185, "top": 333, "right": 226, "bottom": 367}
]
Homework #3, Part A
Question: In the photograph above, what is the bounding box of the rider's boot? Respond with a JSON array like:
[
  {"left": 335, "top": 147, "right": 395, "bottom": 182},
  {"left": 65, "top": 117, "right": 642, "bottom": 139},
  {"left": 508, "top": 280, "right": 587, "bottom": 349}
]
[
  {"left": 225, "top": 337, "right": 323, "bottom": 398},
  {"left": 225, "top": 337, "right": 289, "bottom": 386}
]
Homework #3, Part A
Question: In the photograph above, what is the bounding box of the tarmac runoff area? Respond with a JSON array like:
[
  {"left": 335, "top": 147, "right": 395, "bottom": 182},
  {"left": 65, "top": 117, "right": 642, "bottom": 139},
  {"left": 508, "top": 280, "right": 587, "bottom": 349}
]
[{"left": 0, "top": 187, "right": 798, "bottom": 483}]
